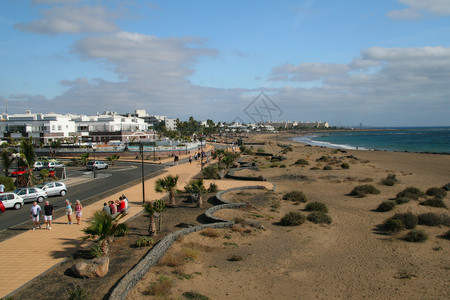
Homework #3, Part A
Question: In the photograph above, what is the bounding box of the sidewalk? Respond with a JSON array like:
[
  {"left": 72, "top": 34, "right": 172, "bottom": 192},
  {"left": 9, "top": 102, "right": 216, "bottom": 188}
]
[{"left": 0, "top": 152, "right": 272, "bottom": 298}]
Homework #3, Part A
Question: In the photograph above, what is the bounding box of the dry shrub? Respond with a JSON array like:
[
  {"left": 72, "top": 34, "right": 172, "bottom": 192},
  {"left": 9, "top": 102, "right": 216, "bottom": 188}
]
[
  {"left": 183, "top": 242, "right": 213, "bottom": 252},
  {"left": 359, "top": 177, "right": 374, "bottom": 183},
  {"left": 231, "top": 224, "right": 245, "bottom": 232},
  {"left": 159, "top": 254, "right": 185, "bottom": 267},
  {"left": 147, "top": 275, "right": 173, "bottom": 296},
  {"left": 200, "top": 228, "right": 220, "bottom": 238},
  {"left": 229, "top": 255, "right": 243, "bottom": 261},
  {"left": 234, "top": 217, "right": 247, "bottom": 226},
  {"left": 182, "top": 247, "right": 199, "bottom": 260}
]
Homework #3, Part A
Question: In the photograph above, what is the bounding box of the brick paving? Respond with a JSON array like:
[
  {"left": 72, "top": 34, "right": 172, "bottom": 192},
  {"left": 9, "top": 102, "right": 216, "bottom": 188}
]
[{"left": 0, "top": 146, "right": 272, "bottom": 298}]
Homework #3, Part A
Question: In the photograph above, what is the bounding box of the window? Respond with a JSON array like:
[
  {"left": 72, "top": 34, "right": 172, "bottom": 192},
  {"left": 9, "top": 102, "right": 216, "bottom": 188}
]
[
  {"left": 0, "top": 195, "right": 6, "bottom": 201},
  {"left": 29, "top": 188, "right": 37, "bottom": 193},
  {"left": 58, "top": 125, "right": 62, "bottom": 131},
  {"left": 7, "top": 194, "right": 14, "bottom": 200}
]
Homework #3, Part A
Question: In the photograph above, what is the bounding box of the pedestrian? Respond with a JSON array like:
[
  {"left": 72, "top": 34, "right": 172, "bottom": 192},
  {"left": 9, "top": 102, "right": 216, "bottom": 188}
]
[
  {"left": 122, "top": 194, "right": 129, "bottom": 213},
  {"left": 30, "top": 201, "right": 41, "bottom": 230},
  {"left": 75, "top": 200, "right": 82, "bottom": 225},
  {"left": 189, "top": 156, "right": 192, "bottom": 164},
  {"left": 43, "top": 200, "right": 54, "bottom": 230},
  {"left": 102, "top": 202, "right": 111, "bottom": 215},
  {"left": 65, "top": 199, "right": 73, "bottom": 224},
  {"left": 0, "top": 182, "right": 5, "bottom": 193},
  {"left": 109, "top": 200, "right": 118, "bottom": 218}
]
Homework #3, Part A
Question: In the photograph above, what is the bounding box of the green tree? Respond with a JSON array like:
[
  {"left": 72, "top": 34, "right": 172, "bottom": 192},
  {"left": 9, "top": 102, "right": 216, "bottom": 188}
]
[
  {"left": 1, "top": 150, "right": 12, "bottom": 176},
  {"left": 82, "top": 211, "right": 127, "bottom": 256},
  {"left": 155, "top": 175, "right": 179, "bottom": 206},
  {"left": 144, "top": 199, "right": 166, "bottom": 236},
  {"left": 186, "top": 178, "right": 207, "bottom": 208},
  {"left": 106, "top": 154, "right": 120, "bottom": 166},
  {"left": 221, "top": 151, "right": 240, "bottom": 169},
  {"left": 80, "top": 153, "right": 90, "bottom": 165},
  {"left": 19, "top": 137, "right": 36, "bottom": 186}
]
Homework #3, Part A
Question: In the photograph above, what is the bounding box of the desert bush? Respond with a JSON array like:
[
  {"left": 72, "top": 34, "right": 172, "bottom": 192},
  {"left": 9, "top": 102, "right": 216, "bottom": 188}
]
[
  {"left": 134, "top": 236, "right": 154, "bottom": 247},
  {"left": 280, "top": 164, "right": 287, "bottom": 168},
  {"left": 404, "top": 230, "right": 428, "bottom": 243},
  {"left": 426, "top": 187, "right": 447, "bottom": 199},
  {"left": 202, "top": 164, "right": 220, "bottom": 179},
  {"left": 307, "top": 212, "right": 332, "bottom": 224},
  {"left": 295, "top": 159, "right": 309, "bottom": 165},
  {"left": 305, "top": 201, "right": 328, "bottom": 213},
  {"left": 182, "top": 248, "right": 199, "bottom": 260},
  {"left": 280, "top": 212, "right": 306, "bottom": 226},
  {"left": 396, "top": 187, "right": 425, "bottom": 200},
  {"left": 316, "top": 156, "right": 329, "bottom": 162},
  {"left": 395, "top": 197, "right": 411, "bottom": 205},
  {"left": 445, "top": 230, "right": 450, "bottom": 239},
  {"left": 420, "top": 198, "right": 447, "bottom": 208},
  {"left": 147, "top": 275, "right": 173, "bottom": 296},
  {"left": 323, "top": 165, "right": 332, "bottom": 170},
  {"left": 341, "top": 163, "right": 350, "bottom": 169},
  {"left": 392, "top": 212, "right": 418, "bottom": 229},
  {"left": 257, "top": 148, "right": 265, "bottom": 153},
  {"left": 376, "top": 201, "right": 396, "bottom": 212},
  {"left": 349, "top": 185, "right": 381, "bottom": 197},
  {"left": 310, "top": 166, "right": 320, "bottom": 170},
  {"left": 383, "top": 218, "right": 404, "bottom": 232},
  {"left": 418, "top": 212, "right": 448, "bottom": 227},
  {"left": 229, "top": 255, "right": 243, "bottom": 261},
  {"left": 381, "top": 174, "right": 398, "bottom": 186},
  {"left": 270, "top": 199, "right": 281, "bottom": 209},
  {"left": 160, "top": 254, "right": 185, "bottom": 267},
  {"left": 182, "top": 291, "right": 211, "bottom": 300},
  {"left": 67, "top": 287, "right": 88, "bottom": 300},
  {"left": 282, "top": 191, "right": 307, "bottom": 203},
  {"left": 207, "top": 183, "right": 218, "bottom": 193},
  {"left": 201, "top": 228, "right": 220, "bottom": 238}
]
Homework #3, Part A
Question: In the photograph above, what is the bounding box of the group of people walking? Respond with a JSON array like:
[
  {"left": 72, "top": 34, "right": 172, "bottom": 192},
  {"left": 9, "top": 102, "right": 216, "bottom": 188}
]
[{"left": 30, "top": 199, "right": 82, "bottom": 230}]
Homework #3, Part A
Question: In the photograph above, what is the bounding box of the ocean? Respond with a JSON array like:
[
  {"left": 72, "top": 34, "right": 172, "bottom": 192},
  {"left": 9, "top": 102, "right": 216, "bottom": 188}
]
[{"left": 291, "top": 127, "right": 450, "bottom": 154}]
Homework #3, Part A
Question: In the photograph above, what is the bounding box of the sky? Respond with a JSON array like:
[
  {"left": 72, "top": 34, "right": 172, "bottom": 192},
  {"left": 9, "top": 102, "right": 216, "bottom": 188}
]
[{"left": 1, "top": 0, "right": 450, "bottom": 127}]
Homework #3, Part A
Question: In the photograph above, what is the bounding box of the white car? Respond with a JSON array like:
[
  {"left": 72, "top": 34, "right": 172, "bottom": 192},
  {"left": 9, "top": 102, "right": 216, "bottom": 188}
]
[
  {"left": 14, "top": 187, "right": 48, "bottom": 203},
  {"left": 0, "top": 193, "right": 25, "bottom": 210},
  {"left": 87, "top": 161, "right": 109, "bottom": 170},
  {"left": 47, "top": 161, "right": 65, "bottom": 168},
  {"left": 33, "top": 161, "right": 46, "bottom": 170},
  {"left": 36, "top": 182, "right": 67, "bottom": 197}
]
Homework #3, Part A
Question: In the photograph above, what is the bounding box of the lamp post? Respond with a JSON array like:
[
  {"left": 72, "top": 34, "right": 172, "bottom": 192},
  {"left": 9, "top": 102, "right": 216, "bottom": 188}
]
[
  {"left": 12, "top": 153, "right": 20, "bottom": 188},
  {"left": 139, "top": 142, "right": 145, "bottom": 204},
  {"left": 200, "top": 137, "right": 203, "bottom": 171},
  {"left": 93, "top": 148, "right": 97, "bottom": 178}
]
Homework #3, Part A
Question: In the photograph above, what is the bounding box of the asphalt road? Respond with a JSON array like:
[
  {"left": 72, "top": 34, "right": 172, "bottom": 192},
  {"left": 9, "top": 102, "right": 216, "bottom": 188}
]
[{"left": 0, "top": 161, "right": 165, "bottom": 231}]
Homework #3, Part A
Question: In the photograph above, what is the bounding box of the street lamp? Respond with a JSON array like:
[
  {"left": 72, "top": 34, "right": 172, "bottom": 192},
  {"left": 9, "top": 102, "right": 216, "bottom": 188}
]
[
  {"left": 139, "top": 142, "right": 145, "bottom": 204},
  {"left": 200, "top": 137, "right": 203, "bottom": 171},
  {"left": 12, "top": 153, "right": 20, "bottom": 188}
]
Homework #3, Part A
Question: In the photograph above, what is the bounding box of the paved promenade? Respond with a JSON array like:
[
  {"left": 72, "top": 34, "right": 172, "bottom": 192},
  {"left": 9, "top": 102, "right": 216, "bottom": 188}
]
[{"left": 0, "top": 150, "right": 273, "bottom": 298}]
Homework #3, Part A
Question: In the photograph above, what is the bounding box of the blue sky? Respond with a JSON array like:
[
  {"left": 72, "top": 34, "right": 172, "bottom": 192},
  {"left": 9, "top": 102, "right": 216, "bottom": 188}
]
[{"left": 1, "top": 0, "right": 450, "bottom": 126}]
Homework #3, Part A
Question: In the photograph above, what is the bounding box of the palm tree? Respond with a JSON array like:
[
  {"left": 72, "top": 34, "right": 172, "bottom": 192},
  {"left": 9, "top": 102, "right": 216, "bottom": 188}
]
[
  {"left": 144, "top": 199, "right": 166, "bottom": 236},
  {"left": 155, "top": 175, "right": 179, "bottom": 206},
  {"left": 1, "top": 150, "right": 12, "bottom": 176},
  {"left": 19, "top": 137, "right": 36, "bottom": 186},
  {"left": 186, "top": 178, "right": 207, "bottom": 208},
  {"left": 82, "top": 211, "right": 127, "bottom": 256},
  {"left": 106, "top": 154, "right": 120, "bottom": 166}
]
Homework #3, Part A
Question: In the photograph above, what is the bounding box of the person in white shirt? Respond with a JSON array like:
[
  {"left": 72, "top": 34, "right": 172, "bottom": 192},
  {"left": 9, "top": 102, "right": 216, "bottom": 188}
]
[{"left": 30, "top": 202, "right": 42, "bottom": 230}]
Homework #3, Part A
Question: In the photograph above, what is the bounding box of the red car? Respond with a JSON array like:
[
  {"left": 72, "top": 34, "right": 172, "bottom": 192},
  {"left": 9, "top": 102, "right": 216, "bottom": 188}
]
[
  {"left": 11, "top": 168, "right": 30, "bottom": 177},
  {"left": 0, "top": 201, "right": 5, "bottom": 213}
]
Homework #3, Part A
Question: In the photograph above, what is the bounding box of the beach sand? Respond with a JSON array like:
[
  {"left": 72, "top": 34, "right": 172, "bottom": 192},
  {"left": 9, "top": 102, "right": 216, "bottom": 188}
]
[{"left": 128, "top": 133, "right": 450, "bottom": 299}]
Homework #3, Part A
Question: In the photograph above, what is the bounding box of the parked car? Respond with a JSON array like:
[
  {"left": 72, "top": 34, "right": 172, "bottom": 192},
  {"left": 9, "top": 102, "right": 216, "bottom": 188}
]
[
  {"left": 11, "top": 167, "right": 30, "bottom": 177},
  {"left": 36, "top": 181, "right": 67, "bottom": 197},
  {"left": 87, "top": 161, "right": 109, "bottom": 170},
  {"left": 0, "top": 201, "right": 5, "bottom": 213},
  {"left": 0, "top": 193, "right": 25, "bottom": 210},
  {"left": 33, "top": 161, "right": 46, "bottom": 170},
  {"left": 47, "top": 161, "right": 65, "bottom": 168},
  {"left": 13, "top": 187, "right": 47, "bottom": 203}
]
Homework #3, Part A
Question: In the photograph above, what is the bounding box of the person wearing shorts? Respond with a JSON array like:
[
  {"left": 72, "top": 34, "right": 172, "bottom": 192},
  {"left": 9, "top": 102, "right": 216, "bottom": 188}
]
[
  {"left": 30, "top": 201, "right": 41, "bottom": 230},
  {"left": 65, "top": 199, "right": 73, "bottom": 224},
  {"left": 44, "top": 201, "right": 54, "bottom": 230},
  {"left": 75, "top": 200, "right": 82, "bottom": 225}
]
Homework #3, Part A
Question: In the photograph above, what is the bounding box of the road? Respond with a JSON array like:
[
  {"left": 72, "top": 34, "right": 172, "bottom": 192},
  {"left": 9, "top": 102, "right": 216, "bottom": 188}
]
[{"left": 0, "top": 161, "right": 165, "bottom": 231}]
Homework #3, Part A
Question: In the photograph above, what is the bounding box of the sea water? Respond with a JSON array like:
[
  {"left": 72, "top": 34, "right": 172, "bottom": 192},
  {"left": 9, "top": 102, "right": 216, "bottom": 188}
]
[{"left": 292, "top": 128, "right": 450, "bottom": 154}]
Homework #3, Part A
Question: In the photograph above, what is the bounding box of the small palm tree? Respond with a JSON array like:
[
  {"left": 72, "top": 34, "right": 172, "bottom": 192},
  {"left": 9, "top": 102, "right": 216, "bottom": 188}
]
[
  {"left": 155, "top": 175, "right": 179, "bottom": 206},
  {"left": 144, "top": 199, "right": 166, "bottom": 236},
  {"left": 106, "top": 154, "right": 120, "bottom": 166},
  {"left": 186, "top": 179, "right": 207, "bottom": 208},
  {"left": 1, "top": 150, "right": 12, "bottom": 176},
  {"left": 82, "top": 211, "right": 126, "bottom": 256},
  {"left": 19, "top": 137, "right": 36, "bottom": 186}
]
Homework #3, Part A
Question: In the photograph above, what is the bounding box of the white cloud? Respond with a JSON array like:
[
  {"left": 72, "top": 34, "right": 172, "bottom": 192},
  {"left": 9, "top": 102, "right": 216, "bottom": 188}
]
[
  {"left": 15, "top": 5, "right": 118, "bottom": 34},
  {"left": 388, "top": 0, "right": 450, "bottom": 19}
]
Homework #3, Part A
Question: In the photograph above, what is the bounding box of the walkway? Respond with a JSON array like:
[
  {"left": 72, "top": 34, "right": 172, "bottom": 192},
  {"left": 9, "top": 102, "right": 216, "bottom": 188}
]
[{"left": 0, "top": 150, "right": 272, "bottom": 298}]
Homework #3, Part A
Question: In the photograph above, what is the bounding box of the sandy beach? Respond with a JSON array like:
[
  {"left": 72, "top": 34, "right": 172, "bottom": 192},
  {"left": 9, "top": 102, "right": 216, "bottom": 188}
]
[{"left": 128, "top": 133, "right": 450, "bottom": 299}]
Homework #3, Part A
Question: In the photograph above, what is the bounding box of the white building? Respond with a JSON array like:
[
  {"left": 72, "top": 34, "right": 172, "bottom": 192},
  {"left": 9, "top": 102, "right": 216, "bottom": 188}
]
[{"left": 165, "top": 118, "right": 177, "bottom": 131}]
